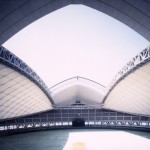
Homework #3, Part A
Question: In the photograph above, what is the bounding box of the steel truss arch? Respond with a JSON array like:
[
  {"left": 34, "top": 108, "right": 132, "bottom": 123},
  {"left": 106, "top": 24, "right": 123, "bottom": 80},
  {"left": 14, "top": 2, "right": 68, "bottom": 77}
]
[
  {"left": 49, "top": 76, "right": 106, "bottom": 90},
  {"left": 103, "top": 45, "right": 150, "bottom": 103},
  {"left": 0, "top": 46, "right": 54, "bottom": 104}
]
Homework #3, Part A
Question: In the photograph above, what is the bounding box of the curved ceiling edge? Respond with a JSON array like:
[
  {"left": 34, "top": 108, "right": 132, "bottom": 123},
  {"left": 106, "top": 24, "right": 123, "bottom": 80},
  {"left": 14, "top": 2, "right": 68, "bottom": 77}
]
[
  {"left": 49, "top": 76, "right": 106, "bottom": 107},
  {"left": 0, "top": 46, "right": 54, "bottom": 105},
  {"left": 0, "top": 0, "right": 150, "bottom": 45}
]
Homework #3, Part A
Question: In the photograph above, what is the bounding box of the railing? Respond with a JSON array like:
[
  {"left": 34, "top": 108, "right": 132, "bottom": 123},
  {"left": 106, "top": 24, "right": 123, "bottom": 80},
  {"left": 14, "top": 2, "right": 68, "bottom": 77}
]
[
  {"left": 0, "top": 109, "right": 150, "bottom": 134},
  {"left": 0, "top": 46, "right": 54, "bottom": 104},
  {"left": 0, "top": 120, "right": 150, "bottom": 134},
  {"left": 54, "top": 104, "right": 104, "bottom": 109}
]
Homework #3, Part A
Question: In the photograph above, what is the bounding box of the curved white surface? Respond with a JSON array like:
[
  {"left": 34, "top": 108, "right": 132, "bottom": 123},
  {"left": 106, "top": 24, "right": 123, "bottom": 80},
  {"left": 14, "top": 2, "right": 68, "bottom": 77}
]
[
  {"left": 50, "top": 77, "right": 106, "bottom": 106},
  {"left": 104, "top": 62, "right": 150, "bottom": 116},
  {"left": 0, "top": 64, "right": 53, "bottom": 120}
]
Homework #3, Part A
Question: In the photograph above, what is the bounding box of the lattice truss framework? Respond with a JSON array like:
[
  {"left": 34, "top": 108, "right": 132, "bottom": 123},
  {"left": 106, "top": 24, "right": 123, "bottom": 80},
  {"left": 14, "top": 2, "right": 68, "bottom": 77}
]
[
  {"left": 0, "top": 109, "right": 150, "bottom": 132},
  {"left": 0, "top": 47, "right": 53, "bottom": 120},
  {"left": 104, "top": 46, "right": 150, "bottom": 116}
]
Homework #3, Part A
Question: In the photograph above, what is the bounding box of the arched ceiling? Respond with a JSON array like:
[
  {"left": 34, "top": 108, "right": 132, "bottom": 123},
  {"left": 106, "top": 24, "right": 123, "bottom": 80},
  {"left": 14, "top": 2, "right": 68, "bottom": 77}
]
[
  {"left": 0, "top": 63, "right": 53, "bottom": 120},
  {"left": 0, "top": 46, "right": 53, "bottom": 120},
  {"left": 103, "top": 61, "right": 150, "bottom": 116},
  {"left": 103, "top": 45, "right": 150, "bottom": 116},
  {"left": 50, "top": 77, "right": 106, "bottom": 107},
  {"left": 0, "top": 0, "right": 150, "bottom": 119},
  {"left": 0, "top": 0, "right": 150, "bottom": 45},
  {"left": 52, "top": 85, "right": 104, "bottom": 106}
]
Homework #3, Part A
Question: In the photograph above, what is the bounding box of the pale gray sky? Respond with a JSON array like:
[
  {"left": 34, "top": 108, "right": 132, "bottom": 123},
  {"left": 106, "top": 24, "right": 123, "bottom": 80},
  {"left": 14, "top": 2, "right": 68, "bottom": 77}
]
[{"left": 3, "top": 5, "right": 149, "bottom": 87}]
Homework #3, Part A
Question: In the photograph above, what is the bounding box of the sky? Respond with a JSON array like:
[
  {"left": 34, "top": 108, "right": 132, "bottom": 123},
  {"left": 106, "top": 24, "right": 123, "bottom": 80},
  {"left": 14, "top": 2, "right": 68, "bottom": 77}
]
[{"left": 3, "top": 5, "right": 150, "bottom": 87}]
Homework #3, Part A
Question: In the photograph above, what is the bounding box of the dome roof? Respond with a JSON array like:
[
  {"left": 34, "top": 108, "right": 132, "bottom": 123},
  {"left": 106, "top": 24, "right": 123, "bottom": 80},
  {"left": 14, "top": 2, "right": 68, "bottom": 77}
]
[{"left": 50, "top": 77, "right": 106, "bottom": 107}]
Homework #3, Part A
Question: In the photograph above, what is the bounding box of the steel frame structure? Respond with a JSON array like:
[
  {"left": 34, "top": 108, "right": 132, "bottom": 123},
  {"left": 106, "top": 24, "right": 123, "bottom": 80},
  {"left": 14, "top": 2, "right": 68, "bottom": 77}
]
[
  {"left": 103, "top": 45, "right": 150, "bottom": 102},
  {"left": 0, "top": 46, "right": 54, "bottom": 104},
  {"left": 0, "top": 108, "right": 150, "bottom": 134},
  {"left": 49, "top": 76, "right": 106, "bottom": 99},
  {"left": 1, "top": 45, "right": 150, "bottom": 106},
  {"left": 0, "top": 45, "right": 150, "bottom": 134},
  {"left": 49, "top": 76, "right": 106, "bottom": 90}
]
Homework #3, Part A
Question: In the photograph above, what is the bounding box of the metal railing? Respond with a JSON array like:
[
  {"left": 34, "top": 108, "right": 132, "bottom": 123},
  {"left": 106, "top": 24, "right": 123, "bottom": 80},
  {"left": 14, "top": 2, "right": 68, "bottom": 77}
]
[{"left": 0, "top": 109, "right": 150, "bottom": 133}]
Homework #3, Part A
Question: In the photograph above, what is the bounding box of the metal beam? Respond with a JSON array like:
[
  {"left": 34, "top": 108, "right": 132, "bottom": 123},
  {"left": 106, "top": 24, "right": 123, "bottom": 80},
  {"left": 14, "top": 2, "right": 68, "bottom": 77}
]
[
  {"left": 0, "top": 108, "right": 150, "bottom": 133},
  {"left": 103, "top": 45, "right": 150, "bottom": 103},
  {"left": 0, "top": 46, "right": 55, "bottom": 105}
]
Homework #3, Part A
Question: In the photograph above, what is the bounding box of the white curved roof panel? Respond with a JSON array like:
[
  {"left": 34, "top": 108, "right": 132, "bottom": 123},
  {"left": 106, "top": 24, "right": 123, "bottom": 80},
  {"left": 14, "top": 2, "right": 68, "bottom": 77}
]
[
  {"left": 0, "top": 64, "right": 53, "bottom": 120},
  {"left": 50, "top": 77, "right": 106, "bottom": 107},
  {"left": 104, "top": 62, "right": 150, "bottom": 116}
]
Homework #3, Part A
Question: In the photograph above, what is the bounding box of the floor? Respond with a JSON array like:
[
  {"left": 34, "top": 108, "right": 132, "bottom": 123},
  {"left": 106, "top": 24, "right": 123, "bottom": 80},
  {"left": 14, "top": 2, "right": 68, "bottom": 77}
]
[{"left": 0, "top": 129, "right": 150, "bottom": 150}]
